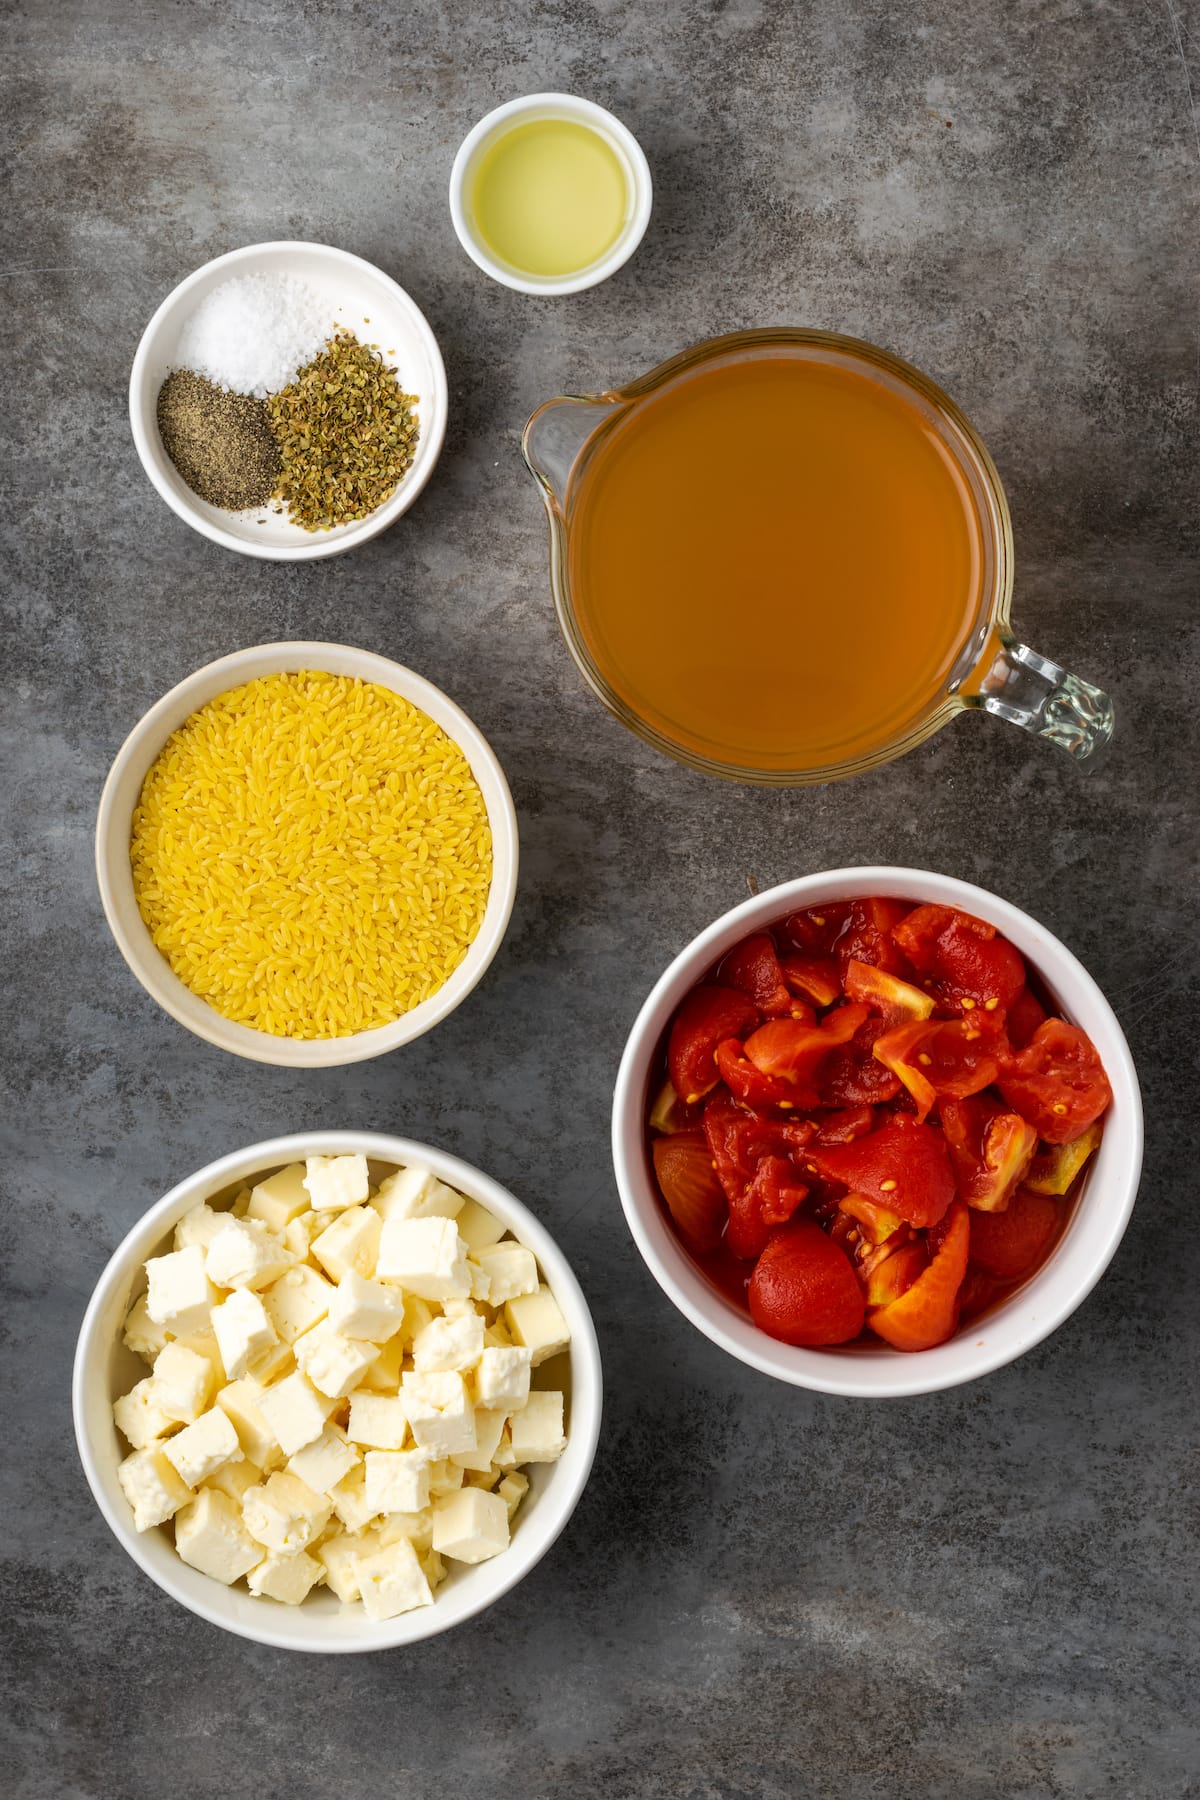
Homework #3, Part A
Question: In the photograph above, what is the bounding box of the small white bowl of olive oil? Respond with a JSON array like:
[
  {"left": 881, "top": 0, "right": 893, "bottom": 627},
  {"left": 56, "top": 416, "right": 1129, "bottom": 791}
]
[{"left": 449, "top": 93, "right": 652, "bottom": 296}]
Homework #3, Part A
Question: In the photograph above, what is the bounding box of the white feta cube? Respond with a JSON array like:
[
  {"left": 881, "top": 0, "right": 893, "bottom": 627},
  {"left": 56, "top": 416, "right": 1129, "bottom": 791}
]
[
  {"left": 118, "top": 1447, "right": 192, "bottom": 1532},
  {"left": 474, "top": 1243, "right": 539, "bottom": 1305},
  {"left": 261, "top": 1264, "right": 335, "bottom": 1343},
  {"left": 255, "top": 1372, "right": 333, "bottom": 1456},
  {"left": 173, "top": 1203, "right": 227, "bottom": 1255},
  {"left": 287, "top": 1424, "right": 359, "bottom": 1494},
  {"left": 377, "top": 1507, "right": 434, "bottom": 1553},
  {"left": 371, "top": 1164, "right": 464, "bottom": 1223},
  {"left": 402, "top": 1371, "right": 476, "bottom": 1458},
  {"left": 113, "top": 1378, "right": 178, "bottom": 1450},
  {"left": 509, "top": 1390, "right": 566, "bottom": 1463},
  {"left": 303, "top": 1154, "right": 370, "bottom": 1213},
  {"left": 411, "top": 1309, "right": 484, "bottom": 1374},
  {"left": 427, "top": 1457, "right": 466, "bottom": 1497},
  {"left": 215, "top": 1380, "right": 279, "bottom": 1467},
  {"left": 294, "top": 1322, "right": 380, "bottom": 1399},
  {"left": 122, "top": 1293, "right": 169, "bottom": 1362},
  {"left": 327, "top": 1271, "right": 406, "bottom": 1342},
  {"left": 398, "top": 1296, "right": 436, "bottom": 1347},
  {"left": 346, "top": 1392, "right": 408, "bottom": 1450},
  {"left": 247, "top": 1547, "right": 322, "bottom": 1605},
  {"left": 376, "top": 1217, "right": 471, "bottom": 1301},
  {"left": 364, "top": 1449, "right": 430, "bottom": 1515},
  {"left": 210, "top": 1288, "right": 277, "bottom": 1380},
  {"left": 205, "top": 1217, "right": 293, "bottom": 1291},
  {"left": 310, "top": 1207, "right": 381, "bottom": 1283},
  {"left": 283, "top": 1208, "right": 337, "bottom": 1262},
  {"left": 317, "top": 1531, "right": 367, "bottom": 1604},
  {"left": 504, "top": 1286, "right": 571, "bottom": 1365},
  {"left": 356, "top": 1535, "right": 433, "bottom": 1620},
  {"left": 163, "top": 1405, "right": 243, "bottom": 1487},
  {"left": 244, "top": 1339, "right": 295, "bottom": 1388},
  {"left": 498, "top": 1471, "right": 529, "bottom": 1520},
  {"left": 452, "top": 1197, "right": 507, "bottom": 1253},
  {"left": 175, "top": 1489, "right": 262, "bottom": 1584},
  {"left": 242, "top": 1471, "right": 331, "bottom": 1553},
  {"left": 247, "top": 1163, "right": 311, "bottom": 1234},
  {"left": 359, "top": 1333, "right": 405, "bottom": 1393},
  {"left": 152, "top": 1341, "right": 215, "bottom": 1423},
  {"left": 475, "top": 1345, "right": 532, "bottom": 1413},
  {"left": 452, "top": 1409, "right": 508, "bottom": 1474},
  {"left": 328, "top": 1463, "right": 378, "bottom": 1533},
  {"left": 204, "top": 1459, "right": 262, "bottom": 1505},
  {"left": 432, "top": 1487, "right": 509, "bottom": 1564},
  {"left": 144, "top": 1246, "right": 214, "bottom": 1334}
]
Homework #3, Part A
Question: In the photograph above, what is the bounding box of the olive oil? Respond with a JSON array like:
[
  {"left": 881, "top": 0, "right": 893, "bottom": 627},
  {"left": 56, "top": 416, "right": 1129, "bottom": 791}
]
[{"left": 470, "top": 118, "right": 628, "bottom": 278}]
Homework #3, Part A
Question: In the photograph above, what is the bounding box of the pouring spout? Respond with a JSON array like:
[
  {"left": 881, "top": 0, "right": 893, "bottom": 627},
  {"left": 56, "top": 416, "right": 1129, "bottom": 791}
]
[{"left": 521, "top": 392, "right": 621, "bottom": 504}]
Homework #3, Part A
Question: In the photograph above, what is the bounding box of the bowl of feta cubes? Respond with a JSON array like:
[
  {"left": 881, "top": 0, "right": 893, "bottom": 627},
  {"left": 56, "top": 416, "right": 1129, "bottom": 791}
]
[{"left": 73, "top": 1132, "right": 601, "bottom": 1652}]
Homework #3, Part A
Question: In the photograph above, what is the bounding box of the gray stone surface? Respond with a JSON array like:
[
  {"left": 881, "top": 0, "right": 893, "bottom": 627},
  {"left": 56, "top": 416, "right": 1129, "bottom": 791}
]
[{"left": 1, "top": 0, "right": 1197, "bottom": 1794}]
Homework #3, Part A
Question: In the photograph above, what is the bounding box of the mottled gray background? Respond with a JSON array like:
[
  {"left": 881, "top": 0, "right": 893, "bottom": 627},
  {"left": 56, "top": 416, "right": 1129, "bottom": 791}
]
[{"left": 2, "top": 1, "right": 1197, "bottom": 1795}]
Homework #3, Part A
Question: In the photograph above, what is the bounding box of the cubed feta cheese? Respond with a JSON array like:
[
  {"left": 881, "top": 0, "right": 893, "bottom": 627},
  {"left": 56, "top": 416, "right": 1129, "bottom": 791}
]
[
  {"left": 173, "top": 1203, "right": 227, "bottom": 1255},
  {"left": 358, "top": 1333, "right": 405, "bottom": 1392},
  {"left": 346, "top": 1392, "right": 408, "bottom": 1450},
  {"left": 122, "top": 1293, "right": 169, "bottom": 1362},
  {"left": 163, "top": 1405, "right": 243, "bottom": 1487},
  {"left": 145, "top": 1246, "right": 214, "bottom": 1334},
  {"left": 420, "top": 1548, "right": 447, "bottom": 1590},
  {"left": 283, "top": 1208, "right": 337, "bottom": 1262},
  {"left": 287, "top": 1424, "right": 359, "bottom": 1494},
  {"left": 247, "top": 1547, "right": 322, "bottom": 1605},
  {"left": 452, "top": 1197, "right": 507, "bottom": 1253},
  {"left": 432, "top": 1487, "right": 510, "bottom": 1564},
  {"left": 113, "top": 1378, "right": 178, "bottom": 1450},
  {"left": 509, "top": 1390, "right": 566, "bottom": 1463},
  {"left": 261, "top": 1264, "right": 335, "bottom": 1343},
  {"left": 317, "top": 1531, "right": 367, "bottom": 1603},
  {"left": 303, "top": 1154, "right": 370, "bottom": 1213},
  {"left": 204, "top": 1459, "right": 262, "bottom": 1505},
  {"left": 451, "top": 1408, "right": 508, "bottom": 1474},
  {"left": 118, "top": 1447, "right": 193, "bottom": 1532},
  {"left": 474, "top": 1243, "right": 539, "bottom": 1305},
  {"left": 497, "top": 1471, "right": 529, "bottom": 1520},
  {"left": 327, "top": 1271, "right": 406, "bottom": 1342},
  {"left": 247, "top": 1163, "right": 311, "bottom": 1234},
  {"left": 504, "top": 1286, "right": 571, "bottom": 1365},
  {"left": 210, "top": 1288, "right": 277, "bottom": 1380},
  {"left": 215, "top": 1380, "right": 280, "bottom": 1467},
  {"left": 475, "top": 1345, "right": 532, "bottom": 1413},
  {"left": 244, "top": 1339, "right": 295, "bottom": 1388},
  {"left": 328, "top": 1463, "right": 379, "bottom": 1533},
  {"left": 175, "top": 1489, "right": 262, "bottom": 1584},
  {"left": 411, "top": 1308, "right": 484, "bottom": 1374},
  {"left": 427, "top": 1457, "right": 466, "bottom": 1497},
  {"left": 371, "top": 1164, "right": 464, "bottom": 1223},
  {"left": 376, "top": 1217, "right": 471, "bottom": 1301},
  {"left": 152, "top": 1341, "right": 215, "bottom": 1423},
  {"left": 364, "top": 1449, "right": 430, "bottom": 1515},
  {"left": 401, "top": 1371, "right": 476, "bottom": 1458},
  {"left": 356, "top": 1535, "right": 433, "bottom": 1620},
  {"left": 169, "top": 1329, "right": 228, "bottom": 1390},
  {"left": 377, "top": 1507, "right": 434, "bottom": 1553},
  {"left": 294, "top": 1322, "right": 380, "bottom": 1398},
  {"left": 205, "top": 1217, "right": 293, "bottom": 1291},
  {"left": 397, "top": 1296, "right": 436, "bottom": 1347},
  {"left": 242, "top": 1471, "right": 331, "bottom": 1553},
  {"left": 255, "top": 1372, "right": 333, "bottom": 1456},
  {"left": 310, "top": 1207, "right": 381, "bottom": 1284}
]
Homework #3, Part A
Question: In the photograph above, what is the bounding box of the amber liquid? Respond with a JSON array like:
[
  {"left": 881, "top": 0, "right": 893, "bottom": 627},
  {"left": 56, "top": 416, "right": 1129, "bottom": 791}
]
[{"left": 565, "top": 351, "right": 988, "bottom": 773}]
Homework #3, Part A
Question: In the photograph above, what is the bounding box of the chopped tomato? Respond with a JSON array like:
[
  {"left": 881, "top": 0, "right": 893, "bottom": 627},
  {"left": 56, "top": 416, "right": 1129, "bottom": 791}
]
[
  {"left": 939, "top": 1095, "right": 1037, "bottom": 1212},
  {"left": 1006, "top": 986, "right": 1048, "bottom": 1050},
  {"left": 743, "top": 1003, "right": 869, "bottom": 1085},
  {"left": 867, "top": 1198, "right": 969, "bottom": 1350},
  {"left": 667, "top": 984, "right": 758, "bottom": 1104},
  {"left": 748, "top": 1220, "right": 865, "bottom": 1345},
  {"left": 872, "top": 1016, "right": 1002, "bottom": 1123},
  {"left": 647, "top": 1078, "right": 699, "bottom": 1135},
  {"left": 814, "top": 1105, "right": 875, "bottom": 1146},
  {"left": 836, "top": 896, "right": 915, "bottom": 975},
  {"left": 997, "top": 1019, "right": 1113, "bottom": 1143},
  {"left": 864, "top": 1239, "right": 928, "bottom": 1307},
  {"left": 968, "top": 1188, "right": 1060, "bottom": 1278},
  {"left": 720, "top": 933, "right": 796, "bottom": 1017},
  {"left": 837, "top": 1192, "right": 905, "bottom": 1245},
  {"left": 843, "top": 959, "right": 934, "bottom": 1029},
  {"left": 892, "top": 903, "right": 1026, "bottom": 1012},
  {"left": 727, "top": 1155, "right": 809, "bottom": 1260},
  {"left": 957, "top": 1265, "right": 1003, "bottom": 1322},
  {"left": 652, "top": 1132, "right": 726, "bottom": 1251},
  {"left": 779, "top": 955, "right": 843, "bottom": 1007},
  {"left": 715, "top": 1038, "right": 816, "bottom": 1110},
  {"left": 783, "top": 903, "right": 851, "bottom": 957},
  {"left": 1024, "top": 1119, "right": 1103, "bottom": 1195},
  {"left": 702, "top": 1093, "right": 815, "bottom": 1206},
  {"left": 807, "top": 1115, "right": 955, "bottom": 1229},
  {"left": 819, "top": 1017, "right": 903, "bottom": 1106}
]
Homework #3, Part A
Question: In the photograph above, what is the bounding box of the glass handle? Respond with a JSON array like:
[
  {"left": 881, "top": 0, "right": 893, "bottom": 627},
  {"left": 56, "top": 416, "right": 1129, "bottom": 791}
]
[{"left": 967, "top": 636, "right": 1114, "bottom": 766}]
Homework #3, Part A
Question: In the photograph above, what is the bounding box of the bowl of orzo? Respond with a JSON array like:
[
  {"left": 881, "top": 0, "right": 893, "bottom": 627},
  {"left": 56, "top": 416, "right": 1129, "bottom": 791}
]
[{"left": 96, "top": 644, "right": 517, "bottom": 1065}]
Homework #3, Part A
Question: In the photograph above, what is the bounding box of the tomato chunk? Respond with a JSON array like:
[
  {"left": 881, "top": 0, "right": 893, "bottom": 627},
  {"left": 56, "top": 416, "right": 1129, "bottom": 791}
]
[
  {"left": 1006, "top": 986, "right": 1048, "bottom": 1051},
  {"left": 814, "top": 1105, "right": 875, "bottom": 1146},
  {"left": 702, "top": 1093, "right": 815, "bottom": 1206},
  {"left": 720, "top": 933, "right": 796, "bottom": 1017},
  {"left": 892, "top": 903, "right": 1025, "bottom": 1012},
  {"left": 872, "top": 1016, "right": 1002, "bottom": 1122},
  {"left": 868, "top": 1198, "right": 969, "bottom": 1350},
  {"left": 715, "top": 1038, "right": 811, "bottom": 1109},
  {"left": 652, "top": 1132, "right": 726, "bottom": 1251},
  {"left": 939, "top": 1095, "right": 1037, "bottom": 1212},
  {"left": 997, "top": 1019, "right": 1113, "bottom": 1143},
  {"left": 668, "top": 985, "right": 758, "bottom": 1104},
  {"left": 727, "top": 1155, "right": 810, "bottom": 1260},
  {"left": 968, "top": 1188, "right": 1060, "bottom": 1278},
  {"left": 748, "top": 1220, "right": 865, "bottom": 1345},
  {"left": 819, "top": 1017, "right": 903, "bottom": 1106},
  {"left": 783, "top": 904, "right": 850, "bottom": 957},
  {"left": 836, "top": 897, "right": 915, "bottom": 975},
  {"left": 844, "top": 959, "right": 933, "bottom": 1029},
  {"left": 779, "top": 955, "right": 843, "bottom": 1008},
  {"left": 1024, "top": 1119, "right": 1103, "bottom": 1195},
  {"left": 807, "top": 1115, "right": 955, "bottom": 1229}
]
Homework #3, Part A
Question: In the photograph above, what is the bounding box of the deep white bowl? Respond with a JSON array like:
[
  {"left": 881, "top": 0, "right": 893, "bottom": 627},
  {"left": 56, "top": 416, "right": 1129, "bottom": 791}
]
[
  {"left": 73, "top": 1132, "right": 602, "bottom": 1654},
  {"left": 612, "top": 867, "right": 1143, "bottom": 1399},
  {"left": 449, "top": 93, "right": 653, "bottom": 296},
  {"left": 129, "top": 240, "right": 447, "bottom": 560},
  {"left": 95, "top": 642, "right": 518, "bottom": 1067}
]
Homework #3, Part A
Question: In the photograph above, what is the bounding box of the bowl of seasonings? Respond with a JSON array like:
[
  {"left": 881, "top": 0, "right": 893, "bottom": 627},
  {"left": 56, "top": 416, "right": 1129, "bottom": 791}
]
[
  {"left": 95, "top": 642, "right": 518, "bottom": 1066},
  {"left": 129, "top": 242, "right": 448, "bottom": 560}
]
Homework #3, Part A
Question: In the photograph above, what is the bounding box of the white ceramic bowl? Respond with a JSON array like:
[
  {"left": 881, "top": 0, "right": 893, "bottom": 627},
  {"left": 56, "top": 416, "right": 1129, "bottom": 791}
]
[
  {"left": 95, "top": 642, "right": 518, "bottom": 1067},
  {"left": 613, "top": 867, "right": 1143, "bottom": 1399},
  {"left": 449, "top": 93, "right": 653, "bottom": 296},
  {"left": 129, "top": 241, "right": 448, "bottom": 560},
  {"left": 73, "top": 1131, "right": 602, "bottom": 1653}
]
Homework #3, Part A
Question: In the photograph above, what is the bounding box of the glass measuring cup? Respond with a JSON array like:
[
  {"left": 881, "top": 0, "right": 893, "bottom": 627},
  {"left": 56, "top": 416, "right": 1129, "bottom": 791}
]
[{"left": 522, "top": 328, "right": 1114, "bottom": 786}]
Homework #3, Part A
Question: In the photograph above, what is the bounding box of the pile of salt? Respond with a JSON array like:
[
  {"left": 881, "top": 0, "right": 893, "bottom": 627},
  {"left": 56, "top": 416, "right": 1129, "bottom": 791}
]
[{"left": 175, "top": 274, "right": 335, "bottom": 397}]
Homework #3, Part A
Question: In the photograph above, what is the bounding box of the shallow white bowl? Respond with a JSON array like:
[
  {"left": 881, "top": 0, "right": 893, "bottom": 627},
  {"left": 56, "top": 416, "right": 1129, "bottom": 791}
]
[
  {"left": 449, "top": 93, "right": 653, "bottom": 296},
  {"left": 73, "top": 1131, "right": 602, "bottom": 1654},
  {"left": 129, "top": 240, "right": 447, "bottom": 560},
  {"left": 612, "top": 867, "right": 1143, "bottom": 1399},
  {"left": 96, "top": 642, "right": 518, "bottom": 1067}
]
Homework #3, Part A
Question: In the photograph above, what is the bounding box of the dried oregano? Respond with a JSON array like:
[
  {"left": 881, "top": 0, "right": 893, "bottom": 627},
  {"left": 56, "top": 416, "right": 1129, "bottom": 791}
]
[{"left": 267, "top": 332, "right": 419, "bottom": 531}]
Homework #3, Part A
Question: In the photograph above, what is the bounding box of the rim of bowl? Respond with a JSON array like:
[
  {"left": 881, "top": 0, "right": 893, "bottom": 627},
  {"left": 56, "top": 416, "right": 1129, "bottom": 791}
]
[
  {"left": 448, "top": 93, "right": 653, "bottom": 296},
  {"left": 73, "top": 1132, "right": 602, "bottom": 1652},
  {"left": 95, "top": 643, "right": 518, "bottom": 1067},
  {"left": 612, "top": 867, "right": 1144, "bottom": 1399},
  {"left": 128, "top": 240, "right": 449, "bottom": 562}
]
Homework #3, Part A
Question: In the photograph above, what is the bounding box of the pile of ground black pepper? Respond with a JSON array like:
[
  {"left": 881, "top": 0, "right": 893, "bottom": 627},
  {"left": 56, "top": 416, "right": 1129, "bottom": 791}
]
[{"left": 157, "top": 370, "right": 282, "bottom": 510}]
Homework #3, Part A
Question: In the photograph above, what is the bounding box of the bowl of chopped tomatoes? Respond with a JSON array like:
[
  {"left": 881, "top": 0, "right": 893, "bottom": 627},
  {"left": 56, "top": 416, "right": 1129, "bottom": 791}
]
[{"left": 612, "top": 869, "right": 1142, "bottom": 1397}]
